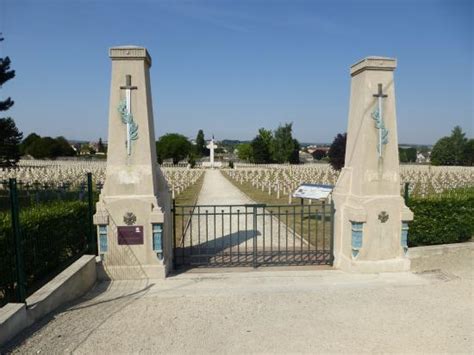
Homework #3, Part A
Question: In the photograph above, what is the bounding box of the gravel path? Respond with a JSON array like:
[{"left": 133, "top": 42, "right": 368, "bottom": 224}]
[{"left": 4, "top": 248, "right": 473, "bottom": 354}]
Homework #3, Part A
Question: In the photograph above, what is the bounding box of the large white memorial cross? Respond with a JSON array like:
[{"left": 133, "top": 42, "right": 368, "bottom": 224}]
[{"left": 206, "top": 136, "right": 217, "bottom": 168}]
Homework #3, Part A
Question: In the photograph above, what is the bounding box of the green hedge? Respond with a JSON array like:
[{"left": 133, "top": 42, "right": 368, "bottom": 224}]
[
  {"left": 0, "top": 200, "right": 90, "bottom": 305},
  {"left": 407, "top": 189, "right": 474, "bottom": 247}
]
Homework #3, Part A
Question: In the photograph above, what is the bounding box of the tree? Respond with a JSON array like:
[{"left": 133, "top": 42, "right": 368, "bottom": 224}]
[
  {"left": 195, "top": 129, "right": 207, "bottom": 157},
  {"left": 188, "top": 152, "right": 197, "bottom": 168},
  {"left": 20, "top": 133, "right": 40, "bottom": 155},
  {"left": 97, "top": 138, "right": 106, "bottom": 153},
  {"left": 431, "top": 137, "right": 455, "bottom": 166},
  {"left": 273, "top": 123, "right": 295, "bottom": 163},
  {"left": 406, "top": 148, "right": 417, "bottom": 162},
  {"left": 328, "top": 133, "right": 347, "bottom": 171},
  {"left": 312, "top": 149, "right": 327, "bottom": 160},
  {"left": 27, "top": 137, "right": 58, "bottom": 159},
  {"left": 463, "top": 139, "right": 474, "bottom": 166},
  {"left": 258, "top": 128, "right": 274, "bottom": 158},
  {"left": 156, "top": 133, "right": 192, "bottom": 165},
  {"left": 431, "top": 126, "right": 469, "bottom": 166},
  {"left": 450, "top": 126, "right": 468, "bottom": 165},
  {"left": 399, "top": 147, "right": 417, "bottom": 163},
  {"left": 236, "top": 143, "right": 253, "bottom": 162},
  {"left": 0, "top": 118, "right": 23, "bottom": 167},
  {"left": 0, "top": 36, "right": 22, "bottom": 167},
  {"left": 0, "top": 36, "right": 15, "bottom": 112},
  {"left": 55, "top": 136, "right": 75, "bottom": 156},
  {"left": 251, "top": 129, "right": 274, "bottom": 164},
  {"left": 21, "top": 134, "right": 76, "bottom": 159},
  {"left": 289, "top": 139, "right": 300, "bottom": 164}
]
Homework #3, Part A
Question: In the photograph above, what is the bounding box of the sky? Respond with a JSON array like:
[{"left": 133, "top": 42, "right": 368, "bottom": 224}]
[{"left": 0, "top": 0, "right": 472, "bottom": 145}]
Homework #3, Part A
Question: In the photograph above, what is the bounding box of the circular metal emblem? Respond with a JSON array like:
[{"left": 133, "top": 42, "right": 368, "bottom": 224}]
[
  {"left": 123, "top": 212, "right": 137, "bottom": 226},
  {"left": 378, "top": 211, "right": 389, "bottom": 223}
]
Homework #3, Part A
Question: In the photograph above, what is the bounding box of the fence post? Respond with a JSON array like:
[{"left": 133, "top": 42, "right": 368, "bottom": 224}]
[
  {"left": 9, "top": 178, "right": 26, "bottom": 303},
  {"left": 87, "top": 173, "right": 96, "bottom": 255},
  {"left": 404, "top": 182, "right": 410, "bottom": 204}
]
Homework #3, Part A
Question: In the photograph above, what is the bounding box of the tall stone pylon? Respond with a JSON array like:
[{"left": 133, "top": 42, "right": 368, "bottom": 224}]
[
  {"left": 94, "top": 46, "right": 172, "bottom": 279},
  {"left": 333, "top": 57, "right": 413, "bottom": 272}
]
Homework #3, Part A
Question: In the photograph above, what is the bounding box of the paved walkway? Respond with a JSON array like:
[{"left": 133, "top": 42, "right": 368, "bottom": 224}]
[
  {"left": 180, "top": 170, "right": 303, "bottom": 263},
  {"left": 4, "top": 248, "right": 473, "bottom": 354}
]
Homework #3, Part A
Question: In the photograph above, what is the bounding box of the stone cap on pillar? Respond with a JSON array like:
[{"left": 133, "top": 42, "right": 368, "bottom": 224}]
[
  {"left": 109, "top": 45, "right": 152, "bottom": 67},
  {"left": 350, "top": 56, "right": 396, "bottom": 76}
]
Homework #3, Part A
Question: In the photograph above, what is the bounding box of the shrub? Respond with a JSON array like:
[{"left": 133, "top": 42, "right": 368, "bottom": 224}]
[
  {"left": 0, "top": 200, "right": 89, "bottom": 303},
  {"left": 407, "top": 189, "right": 474, "bottom": 246}
]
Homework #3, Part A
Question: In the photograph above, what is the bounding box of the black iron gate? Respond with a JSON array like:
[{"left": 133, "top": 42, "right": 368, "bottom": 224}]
[{"left": 173, "top": 201, "right": 334, "bottom": 269}]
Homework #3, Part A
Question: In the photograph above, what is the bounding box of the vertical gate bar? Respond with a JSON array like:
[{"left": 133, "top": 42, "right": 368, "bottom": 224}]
[
  {"left": 221, "top": 209, "right": 225, "bottom": 265},
  {"left": 237, "top": 210, "right": 240, "bottom": 264},
  {"left": 172, "top": 198, "right": 176, "bottom": 268},
  {"left": 9, "top": 178, "right": 26, "bottom": 303},
  {"left": 197, "top": 206, "right": 201, "bottom": 259},
  {"left": 278, "top": 206, "right": 281, "bottom": 263},
  {"left": 262, "top": 207, "right": 265, "bottom": 263},
  {"left": 300, "top": 200, "right": 304, "bottom": 263},
  {"left": 205, "top": 210, "right": 209, "bottom": 266},
  {"left": 308, "top": 203, "right": 311, "bottom": 261},
  {"left": 189, "top": 210, "right": 193, "bottom": 260},
  {"left": 214, "top": 206, "right": 217, "bottom": 264},
  {"left": 270, "top": 210, "right": 273, "bottom": 263},
  {"left": 245, "top": 206, "right": 248, "bottom": 263},
  {"left": 179, "top": 207, "right": 186, "bottom": 264},
  {"left": 315, "top": 204, "right": 319, "bottom": 260},
  {"left": 330, "top": 199, "right": 335, "bottom": 265},
  {"left": 285, "top": 210, "right": 289, "bottom": 264},
  {"left": 181, "top": 207, "right": 185, "bottom": 265},
  {"left": 322, "top": 201, "right": 326, "bottom": 260},
  {"left": 252, "top": 205, "right": 257, "bottom": 268},
  {"left": 229, "top": 206, "right": 232, "bottom": 264},
  {"left": 293, "top": 205, "right": 296, "bottom": 263}
]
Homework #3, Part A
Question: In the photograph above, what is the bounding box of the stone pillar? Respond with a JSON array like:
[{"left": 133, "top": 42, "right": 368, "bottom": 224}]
[
  {"left": 332, "top": 57, "right": 413, "bottom": 273},
  {"left": 93, "top": 46, "right": 172, "bottom": 279}
]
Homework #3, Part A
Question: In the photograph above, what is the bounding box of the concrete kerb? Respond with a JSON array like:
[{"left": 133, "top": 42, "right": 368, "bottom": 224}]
[{"left": 0, "top": 255, "right": 97, "bottom": 347}]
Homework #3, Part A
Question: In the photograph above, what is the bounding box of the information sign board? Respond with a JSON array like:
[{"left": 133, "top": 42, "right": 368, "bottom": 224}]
[{"left": 292, "top": 184, "right": 333, "bottom": 200}]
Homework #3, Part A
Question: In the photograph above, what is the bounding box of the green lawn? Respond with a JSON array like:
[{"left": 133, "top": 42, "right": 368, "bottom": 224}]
[{"left": 173, "top": 173, "right": 205, "bottom": 246}]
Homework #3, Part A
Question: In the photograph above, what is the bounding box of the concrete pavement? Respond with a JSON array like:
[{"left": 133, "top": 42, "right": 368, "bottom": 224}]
[{"left": 4, "top": 248, "right": 473, "bottom": 354}]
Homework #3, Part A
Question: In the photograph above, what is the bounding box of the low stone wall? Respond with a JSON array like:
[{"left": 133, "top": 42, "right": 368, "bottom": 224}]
[
  {"left": 0, "top": 255, "right": 97, "bottom": 347},
  {"left": 409, "top": 241, "right": 473, "bottom": 259}
]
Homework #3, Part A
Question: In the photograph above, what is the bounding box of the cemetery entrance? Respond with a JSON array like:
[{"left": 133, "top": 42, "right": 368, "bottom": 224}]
[{"left": 173, "top": 201, "right": 334, "bottom": 269}]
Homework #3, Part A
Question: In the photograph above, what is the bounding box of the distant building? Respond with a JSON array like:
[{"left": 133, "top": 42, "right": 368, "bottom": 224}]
[
  {"left": 299, "top": 151, "right": 314, "bottom": 163},
  {"left": 307, "top": 145, "right": 330, "bottom": 155},
  {"left": 416, "top": 152, "right": 431, "bottom": 164}
]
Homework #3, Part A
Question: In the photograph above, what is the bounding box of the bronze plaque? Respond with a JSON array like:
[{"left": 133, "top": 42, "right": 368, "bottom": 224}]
[{"left": 118, "top": 226, "right": 144, "bottom": 245}]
